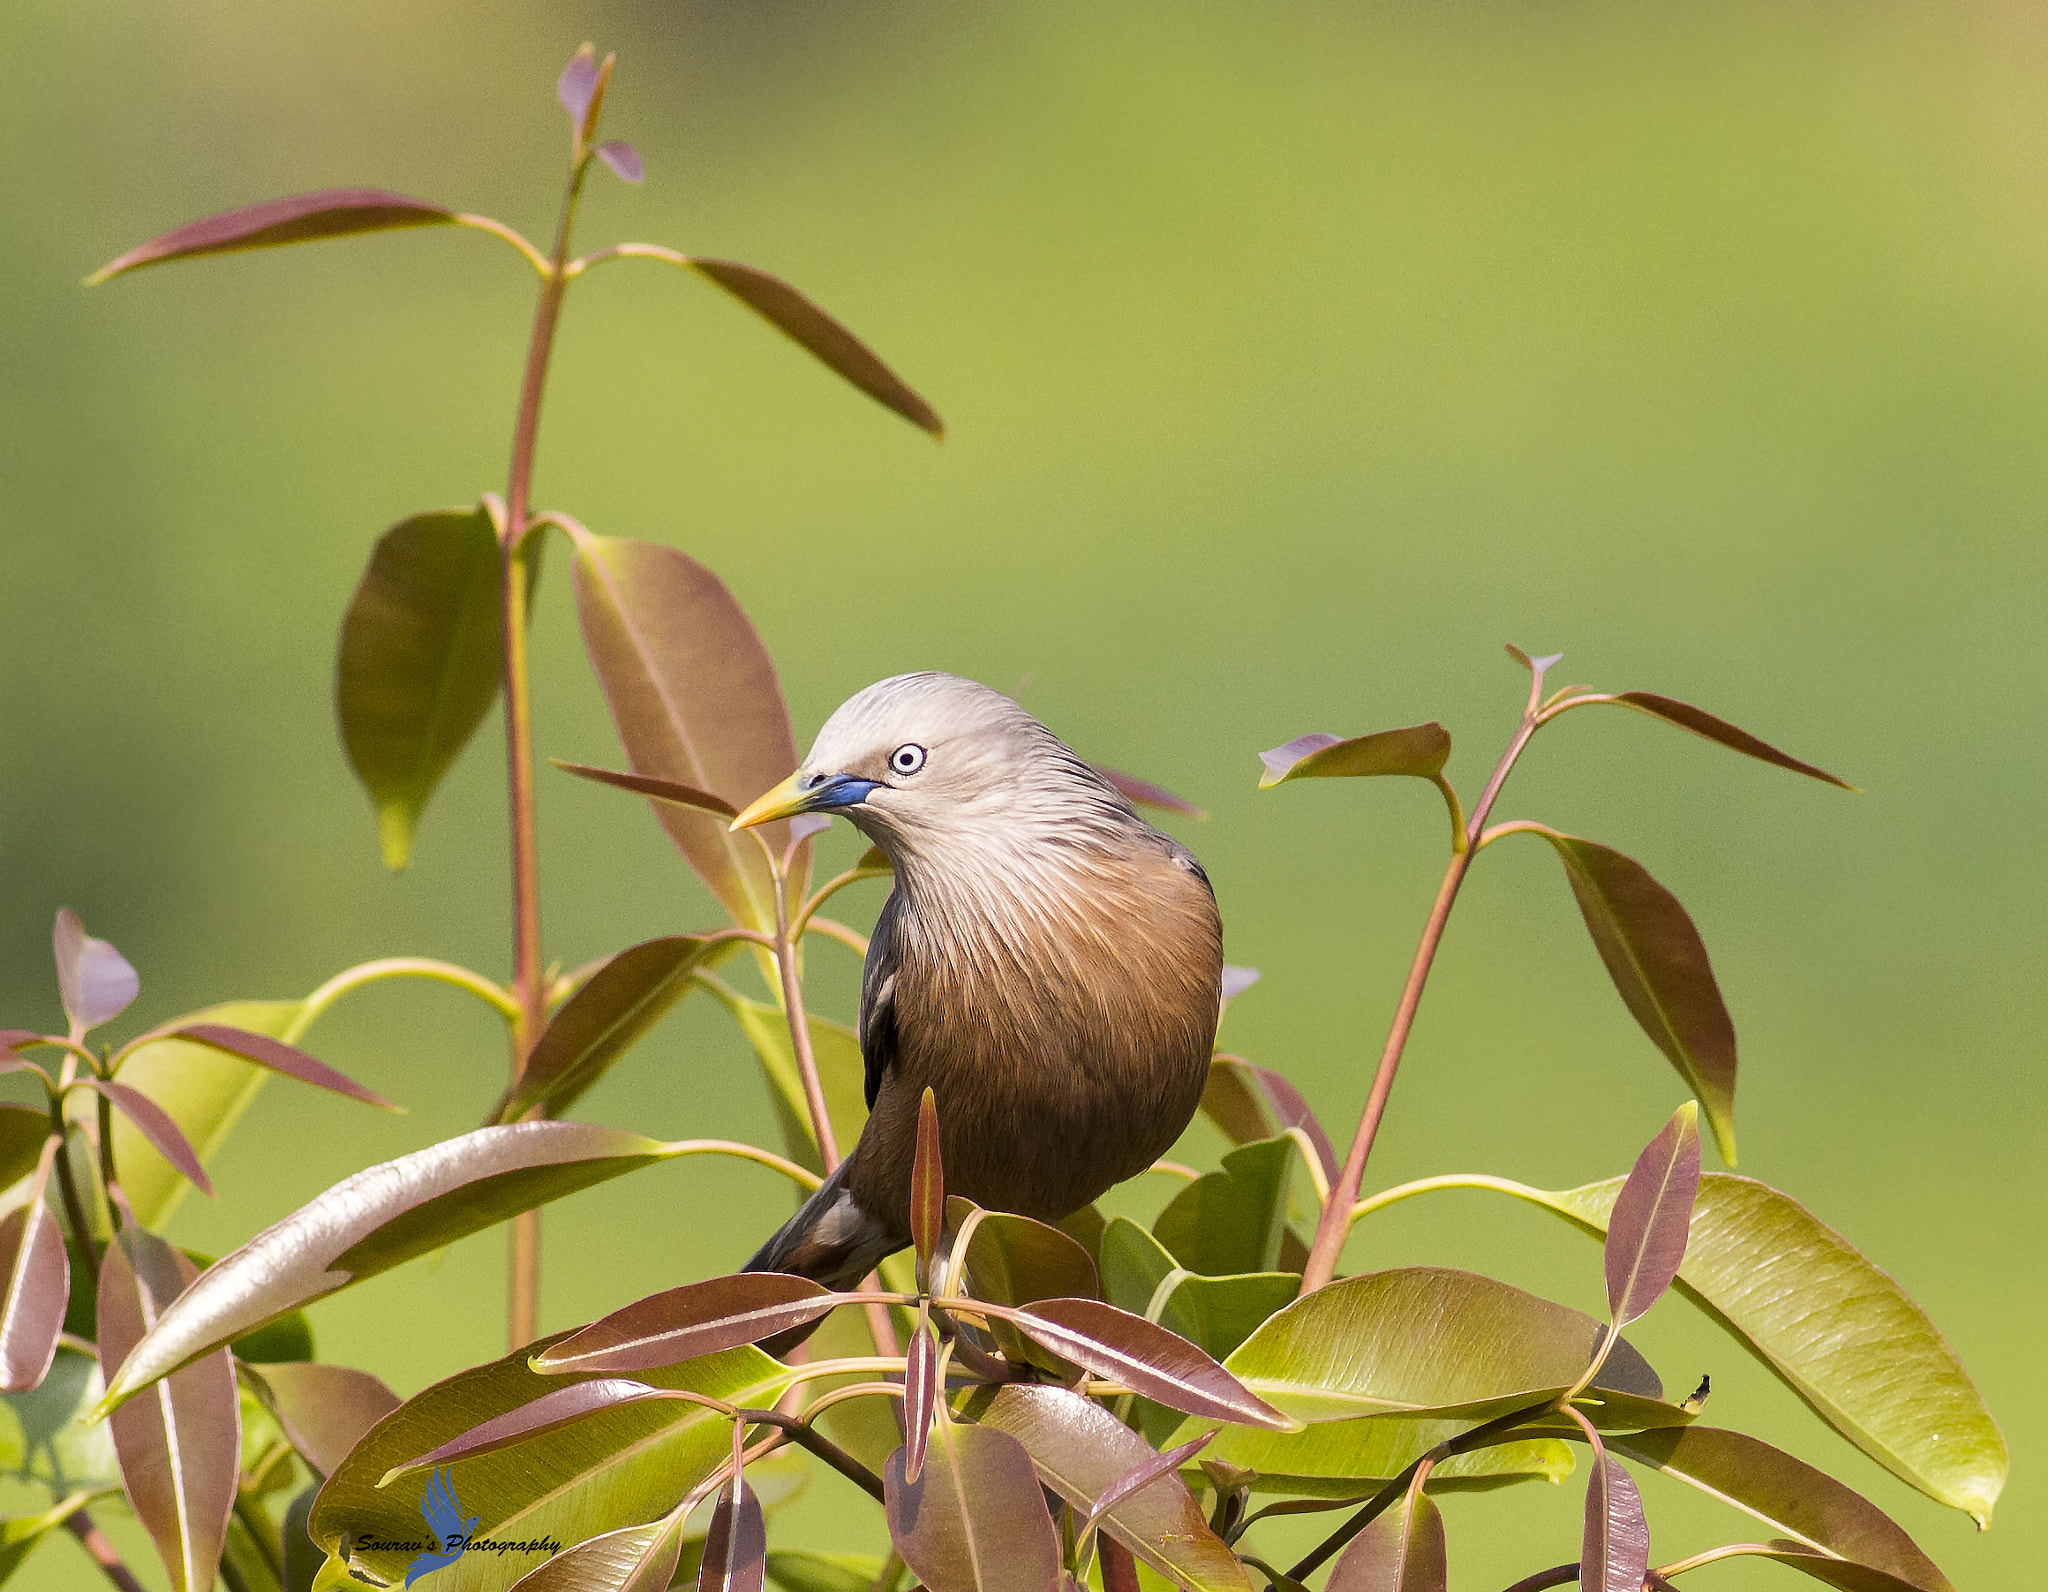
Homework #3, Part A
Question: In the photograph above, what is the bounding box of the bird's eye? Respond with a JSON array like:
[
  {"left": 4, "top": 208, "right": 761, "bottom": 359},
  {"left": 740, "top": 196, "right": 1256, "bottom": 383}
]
[{"left": 890, "top": 743, "right": 926, "bottom": 776}]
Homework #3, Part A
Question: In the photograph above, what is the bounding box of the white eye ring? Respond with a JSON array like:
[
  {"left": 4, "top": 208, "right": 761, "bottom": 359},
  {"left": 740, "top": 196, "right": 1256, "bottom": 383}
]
[{"left": 890, "top": 743, "right": 926, "bottom": 776}]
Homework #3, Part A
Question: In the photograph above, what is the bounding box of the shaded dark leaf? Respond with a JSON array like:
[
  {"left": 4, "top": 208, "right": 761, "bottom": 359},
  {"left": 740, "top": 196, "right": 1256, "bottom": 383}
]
[
  {"left": 764, "top": 1551, "right": 883, "bottom": 1592},
  {"left": 1153, "top": 1272, "right": 1302, "bottom": 1369},
  {"left": 951, "top": 1199, "right": 1099, "bottom": 1307},
  {"left": 1537, "top": 831, "right": 1738, "bottom": 1164},
  {"left": 1092, "top": 765, "right": 1204, "bottom": 819},
  {"left": 598, "top": 140, "right": 645, "bottom": 183},
  {"left": 1243, "top": 1066, "right": 1337, "bottom": 1187},
  {"left": 335, "top": 505, "right": 510, "bottom": 869},
  {"left": 709, "top": 990, "right": 867, "bottom": 1179},
  {"left": 0, "top": 1137, "right": 67, "bottom": 1394},
  {"left": 1325, "top": 1488, "right": 1446, "bottom": 1592},
  {"left": 1002, "top": 1298, "right": 1294, "bottom": 1430},
  {"left": 884, "top": 1419, "right": 1060, "bottom": 1592},
  {"left": 97, "top": 1122, "right": 675, "bottom": 1412},
  {"left": 687, "top": 259, "right": 944, "bottom": 437},
  {"left": 904, "top": 1321, "right": 939, "bottom": 1483},
  {"left": 571, "top": 533, "right": 804, "bottom": 932},
  {"left": 495, "top": 935, "right": 725, "bottom": 1123},
  {"left": 1753, "top": 1545, "right": 1953, "bottom": 1592},
  {"left": 536, "top": 1274, "right": 839, "bottom": 1375},
  {"left": 1154, "top": 1135, "right": 1294, "bottom": 1277},
  {"left": 83, "top": 1079, "right": 212, "bottom": 1197},
  {"left": 701, "top": 1476, "right": 766, "bottom": 1592},
  {"left": 0, "top": 1109, "right": 54, "bottom": 1207},
  {"left": 912, "top": 1090, "right": 943, "bottom": 1282},
  {"left": 99, "top": 1231, "right": 239, "bottom": 1592},
  {"left": 52, "top": 909, "right": 138, "bottom": 1031},
  {"left": 281, "top": 1485, "right": 323, "bottom": 1592},
  {"left": 1605, "top": 1103, "right": 1699, "bottom": 1328},
  {"left": 1098, "top": 1217, "right": 1180, "bottom": 1318},
  {"left": 1257, "top": 724, "right": 1450, "bottom": 788},
  {"left": 90, "top": 189, "right": 456, "bottom": 282},
  {"left": 553, "top": 759, "right": 739, "bottom": 818},
  {"left": 1200, "top": 1060, "right": 1273, "bottom": 1150},
  {"left": 241, "top": 1361, "right": 400, "bottom": 1479},
  {"left": 1605, "top": 692, "right": 1854, "bottom": 790},
  {"left": 161, "top": 1023, "right": 394, "bottom": 1110},
  {"left": 1580, "top": 1444, "right": 1648, "bottom": 1592}
]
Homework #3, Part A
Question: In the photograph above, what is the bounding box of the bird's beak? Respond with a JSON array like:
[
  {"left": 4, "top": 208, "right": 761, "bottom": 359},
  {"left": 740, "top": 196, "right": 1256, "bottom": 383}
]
[{"left": 729, "top": 771, "right": 879, "bottom": 832}]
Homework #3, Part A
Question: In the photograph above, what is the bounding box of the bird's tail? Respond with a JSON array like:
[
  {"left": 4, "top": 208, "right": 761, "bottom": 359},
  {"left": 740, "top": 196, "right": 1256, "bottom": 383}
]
[{"left": 744, "top": 1159, "right": 901, "bottom": 1290}]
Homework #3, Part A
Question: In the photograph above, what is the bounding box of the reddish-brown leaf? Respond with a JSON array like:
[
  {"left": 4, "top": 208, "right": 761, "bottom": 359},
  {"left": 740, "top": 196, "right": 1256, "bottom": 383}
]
[
  {"left": 1581, "top": 1444, "right": 1649, "bottom": 1592},
  {"left": 1092, "top": 765, "right": 1205, "bottom": 820},
  {"left": 90, "top": 189, "right": 456, "bottom": 283},
  {"left": 387, "top": 1378, "right": 685, "bottom": 1477},
  {"left": 912, "top": 1089, "right": 944, "bottom": 1281},
  {"left": 244, "top": 1360, "right": 401, "bottom": 1478},
  {"left": 687, "top": 259, "right": 944, "bottom": 437},
  {"left": 1002, "top": 1299, "right": 1294, "bottom": 1431},
  {"left": 53, "top": 908, "right": 139, "bottom": 1031},
  {"left": 904, "top": 1320, "right": 940, "bottom": 1483},
  {"left": 1257, "top": 724, "right": 1450, "bottom": 788},
  {"left": 552, "top": 759, "right": 740, "bottom": 818},
  {"left": 84, "top": 1079, "right": 213, "bottom": 1197},
  {"left": 1605, "top": 1103, "right": 1701, "bottom": 1328},
  {"left": 533, "top": 1274, "right": 839, "bottom": 1374},
  {"left": 701, "top": 1475, "right": 767, "bottom": 1592},
  {"left": 1607, "top": 692, "right": 1854, "bottom": 790},
  {"left": 1085, "top": 1430, "right": 1214, "bottom": 1533},
  {"left": 885, "top": 1419, "right": 1060, "bottom": 1592},
  {"left": 1325, "top": 1488, "right": 1447, "bottom": 1592},
  {"left": 161, "top": 1022, "right": 394, "bottom": 1110},
  {"left": 0, "top": 1135, "right": 68, "bottom": 1393}
]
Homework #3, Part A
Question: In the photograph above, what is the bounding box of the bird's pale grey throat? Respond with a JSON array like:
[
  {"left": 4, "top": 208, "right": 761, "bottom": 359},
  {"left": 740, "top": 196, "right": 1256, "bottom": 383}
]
[{"left": 731, "top": 672, "right": 1224, "bottom": 1299}]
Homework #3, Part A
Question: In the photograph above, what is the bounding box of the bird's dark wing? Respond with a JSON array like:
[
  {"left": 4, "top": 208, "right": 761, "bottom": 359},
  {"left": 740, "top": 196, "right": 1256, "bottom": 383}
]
[{"left": 857, "top": 889, "right": 903, "bottom": 1111}]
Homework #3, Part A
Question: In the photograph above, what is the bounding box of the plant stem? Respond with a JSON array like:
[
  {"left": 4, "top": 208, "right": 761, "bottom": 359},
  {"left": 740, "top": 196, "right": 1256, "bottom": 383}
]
[
  {"left": 50, "top": 1120, "right": 99, "bottom": 1273},
  {"left": 1495, "top": 1568, "right": 1578, "bottom": 1592},
  {"left": 1297, "top": 658, "right": 1554, "bottom": 1294},
  {"left": 286, "top": 957, "right": 521, "bottom": 1042},
  {"left": 1101, "top": 1536, "right": 1142, "bottom": 1592},
  {"left": 502, "top": 144, "right": 593, "bottom": 1353},
  {"left": 736, "top": 1408, "right": 887, "bottom": 1503},
  {"left": 63, "top": 1510, "right": 146, "bottom": 1592}
]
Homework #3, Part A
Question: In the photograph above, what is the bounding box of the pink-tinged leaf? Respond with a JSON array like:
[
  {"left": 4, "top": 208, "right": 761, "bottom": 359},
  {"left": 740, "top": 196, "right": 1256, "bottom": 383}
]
[
  {"left": 1086, "top": 1430, "right": 1214, "bottom": 1533},
  {"left": 1535, "top": 832, "right": 1739, "bottom": 1163},
  {"left": 386, "top": 1378, "right": 682, "bottom": 1477},
  {"left": 534, "top": 1274, "right": 839, "bottom": 1374},
  {"left": 53, "top": 908, "right": 138, "bottom": 1031},
  {"left": 1581, "top": 1444, "right": 1649, "bottom": 1592},
  {"left": 904, "top": 1320, "right": 939, "bottom": 1483},
  {"left": 701, "top": 1475, "right": 767, "bottom": 1592},
  {"left": 885, "top": 1419, "right": 1060, "bottom": 1592},
  {"left": 1605, "top": 1103, "right": 1701, "bottom": 1328},
  {"left": 553, "top": 758, "right": 740, "bottom": 818},
  {"left": 0, "top": 1135, "right": 68, "bottom": 1393},
  {"left": 83, "top": 1079, "right": 213, "bottom": 1198},
  {"left": 686, "top": 259, "right": 944, "bottom": 437},
  {"left": 1092, "top": 765, "right": 1205, "bottom": 820},
  {"left": 787, "top": 813, "right": 833, "bottom": 846},
  {"left": 1200, "top": 1057, "right": 1273, "bottom": 1149},
  {"left": 912, "top": 1089, "right": 944, "bottom": 1281},
  {"left": 1003, "top": 1299, "right": 1295, "bottom": 1431},
  {"left": 99, "top": 1231, "right": 240, "bottom": 1592},
  {"left": 243, "top": 1360, "right": 401, "bottom": 1478},
  {"left": 1326, "top": 1488, "right": 1447, "bottom": 1592},
  {"left": 1257, "top": 724, "right": 1450, "bottom": 788},
  {"left": 0, "top": 1029, "right": 40, "bottom": 1058},
  {"left": 1244, "top": 1065, "right": 1337, "bottom": 1187},
  {"left": 90, "top": 188, "right": 456, "bottom": 283},
  {"left": 598, "top": 140, "right": 645, "bottom": 183},
  {"left": 1219, "top": 966, "right": 1260, "bottom": 1003},
  {"left": 159, "top": 1023, "right": 394, "bottom": 1110},
  {"left": 558, "top": 44, "right": 600, "bottom": 124},
  {"left": 1606, "top": 692, "right": 1855, "bottom": 790},
  {"left": 570, "top": 534, "right": 805, "bottom": 932}
]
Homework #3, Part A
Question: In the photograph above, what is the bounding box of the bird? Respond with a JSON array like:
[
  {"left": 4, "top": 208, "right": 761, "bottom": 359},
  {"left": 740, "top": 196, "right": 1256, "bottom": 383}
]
[
  {"left": 729, "top": 672, "right": 1223, "bottom": 1291},
  {"left": 404, "top": 1468, "right": 478, "bottom": 1588}
]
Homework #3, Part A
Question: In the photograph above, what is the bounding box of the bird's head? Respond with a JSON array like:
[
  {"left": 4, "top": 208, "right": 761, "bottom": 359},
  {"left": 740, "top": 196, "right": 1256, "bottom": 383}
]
[{"left": 730, "top": 673, "right": 1132, "bottom": 871}]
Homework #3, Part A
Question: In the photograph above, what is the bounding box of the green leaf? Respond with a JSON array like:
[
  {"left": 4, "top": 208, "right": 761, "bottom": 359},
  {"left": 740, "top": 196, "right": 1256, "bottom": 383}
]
[
  {"left": 765, "top": 1551, "right": 882, "bottom": 1592},
  {"left": 964, "top": 1384, "right": 1251, "bottom": 1592},
  {"left": 709, "top": 990, "right": 866, "bottom": 1177},
  {"left": 0, "top": 1491, "right": 93, "bottom": 1586},
  {"left": 952, "top": 1200, "right": 1099, "bottom": 1306},
  {"left": 1511, "top": 1173, "right": 2007, "bottom": 1524},
  {"left": 493, "top": 935, "right": 728, "bottom": 1124},
  {"left": 1533, "top": 830, "right": 1739, "bottom": 1163},
  {"left": 1325, "top": 1488, "right": 1445, "bottom": 1592},
  {"left": 1153, "top": 1272, "right": 1301, "bottom": 1365},
  {"left": 311, "top": 1337, "right": 794, "bottom": 1592},
  {"left": 110, "top": 1000, "right": 306, "bottom": 1229},
  {"left": 99, "top": 1231, "right": 240, "bottom": 1592},
  {"left": 0, "top": 1109, "right": 50, "bottom": 1197},
  {"left": 1257, "top": 725, "right": 1450, "bottom": 788},
  {"left": 95, "top": 1122, "right": 674, "bottom": 1414},
  {"left": 883, "top": 1417, "right": 1060, "bottom": 1592},
  {"left": 241, "top": 1362, "right": 401, "bottom": 1479},
  {"left": 335, "top": 505, "right": 512, "bottom": 869},
  {"left": 89, "top": 189, "right": 458, "bottom": 282},
  {"left": 1604, "top": 1102, "right": 1700, "bottom": 1328},
  {"left": 1597, "top": 692, "right": 1855, "bottom": 790},
  {"left": 1154, "top": 1136, "right": 1295, "bottom": 1277},
  {"left": 570, "top": 533, "right": 805, "bottom": 932},
  {"left": 52, "top": 909, "right": 139, "bottom": 1033},
  {"left": 1099, "top": 1217, "right": 1179, "bottom": 1317},
  {"left": 0, "top": 1345, "right": 119, "bottom": 1497},
  {"left": 685, "top": 260, "right": 944, "bottom": 437}
]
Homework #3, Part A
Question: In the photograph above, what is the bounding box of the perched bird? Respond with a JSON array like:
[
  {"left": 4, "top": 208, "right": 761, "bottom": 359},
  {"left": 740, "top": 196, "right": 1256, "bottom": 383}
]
[{"left": 731, "top": 672, "right": 1223, "bottom": 1289}]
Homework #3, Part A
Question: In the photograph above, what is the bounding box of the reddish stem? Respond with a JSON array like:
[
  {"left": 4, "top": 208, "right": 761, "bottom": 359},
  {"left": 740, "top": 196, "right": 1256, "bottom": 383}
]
[{"left": 63, "top": 1511, "right": 147, "bottom": 1592}]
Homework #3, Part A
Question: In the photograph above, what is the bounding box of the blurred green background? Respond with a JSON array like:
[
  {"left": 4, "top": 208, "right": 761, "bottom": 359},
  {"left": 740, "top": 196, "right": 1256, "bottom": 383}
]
[{"left": 2, "top": 0, "right": 2040, "bottom": 1586}]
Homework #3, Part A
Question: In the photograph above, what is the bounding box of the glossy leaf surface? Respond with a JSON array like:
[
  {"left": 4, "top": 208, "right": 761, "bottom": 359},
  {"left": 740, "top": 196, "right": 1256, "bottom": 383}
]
[
  {"left": 1092, "top": 764, "right": 1205, "bottom": 819},
  {"left": 1257, "top": 724, "right": 1450, "bottom": 787},
  {"left": 1154, "top": 1135, "right": 1295, "bottom": 1277},
  {"left": 0, "top": 1141, "right": 66, "bottom": 1393},
  {"left": 1600, "top": 692, "right": 1854, "bottom": 789},
  {"left": 90, "top": 189, "right": 456, "bottom": 281},
  {"left": 965, "top": 1384, "right": 1249, "bottom": 1592},
  {"left": 53, "top": 909, "right": 138, "bottom": 1031},
  {"left": 99, "top": 1231, "right": 239, "bottom": 1592},
  {"left": 572, "top": 534, "right": 803, "bottom": 931},
  {"left": 535, "top": 1275, "right": 838, "bottom": 1374},
  {"left": 1325, "top": 1488, "right": 1446, "bottom": 1592},
  {"left": 700, "top": 1474, "right": 767, "bottom": 1592},
  {"left": 687, "top": 259, "right": 943, "bottom": 437},
  {"left": 98, "top": 1123, "right": 673, "bottom": 1411},
  {"left": 1537, "top": 831, "right": 1739, "bottom": 1163},
  {"left": 245, "top": 1361, "right": 401, "bottom": 1479},
  {"left": 1004, "top": 1298, "right": 1294, "bottom": 1430},
  {"left": 883, "top": 1418, "right": 1059, "bottom": 1592},
  {"left": 495, "top": 936, "right": 724, "bottom": 1123},
  {"left": 510, "top": 1515, "right": 682, "bottom": 1592},
  {"left": 335, "top": 506, "right": 509, "bottom": 869},
  {"left": 1605, "top": 1103, "right": 1699, "bottom": 1327},
  {"left": 1581, "top": 1445, "right": 1649, "bottom": 1592},
  {"left": 903, "top": 1321, "right": 939, "bottom": 1482},
  {"left": 912, "top": 1091, "right": 943, "bottom": 1281},
  {"left": 389, "top": 1378, "right": 687, "bottom": 1475},
  {"left": 952, "top": 1200, "right": 1099, "bottom": 1306}
]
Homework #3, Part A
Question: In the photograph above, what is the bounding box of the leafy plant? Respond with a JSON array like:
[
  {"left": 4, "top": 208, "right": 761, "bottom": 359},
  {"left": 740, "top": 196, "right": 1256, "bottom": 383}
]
[{"left": 1, "top": 42, "right": 2003, "bottom": 1592}]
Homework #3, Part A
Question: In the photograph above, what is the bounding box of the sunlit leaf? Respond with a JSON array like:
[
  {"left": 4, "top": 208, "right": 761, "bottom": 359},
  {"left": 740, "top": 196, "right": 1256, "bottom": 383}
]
[
  {"left": 1154, "top": 1135, "right": 1294, "bottom": 1277},
  {"left": 158, "top": 1023, "right": 393, "bottom": 1110},
  {"left": 506, "top": 1514, "right": 683, "bottom": 1592},
  {"left": 1257, "top": 724, "right": 1450, "bottom": 788},
  {"left": 534, "top": 1275, "right": 839, "bottom": 1375},
  {"left": 1605, "top": 1102, "right": 1699, "bottom": 1328},
  {"left": 903, "top": 1321, "right": 939, "bottom": 1483},
  {"left": 571, "top": 533, "right": 804, "bottom": 931},
  {"left": 96, "top": 1123, "right": 674, "bottom": 1413},
  {"left": 99, "top": 1231, "right": 239, "bottom": 1592},
  {"left": 1325, "top": 1487, "right": 1446, "bottom": 1592},
  {"left": 884, "top": 1418, "right": 1059, "bottom": 1592},
  {"left": 0, "top": 1138, "right": 66, "bottom": 1394},
  {"left": 387, "top": 1378, "right": 691, "bottom": 1476},
  {"left": 964, "top": 1384, "right": 1249, "bottom": 1592},
  {"left": 686, "top": 260, "right": 943, "bottom": 437},
  {"left": 952, "top": 1200, "right": 1098, "bottom": 1307},
  {"left": 1598, "top": 692, "right": 1854, "bottom": 790},
  {"left": 1084, "top": 1429, "right": 1214, "bottom": 1536},
  {"left": 90, "top": 189, "right": 458, "bottom": 282},
  {"left": 242, "top": 1362, "right": 401, "bottom": 1479},
  {"left": 999, "top": 1299, "right": 1294, "bottom": 1430},
  {"left": 597, "top": 141, "right": 645, "bottom": 184},
  {"left": 1534, "top": 830, "right": 1738, "bottom": 1163},
  {"left": 1581, "top": 1443, "right": 1648, "bottom": 1592},
  {"left": 1092, "top": 765, "right": 1204, "bottom": 820},
  {"left": 912, "top": 1091, "right": 943, "bottom": 1284},
  {"left": 82, "top": 1079, "right": 212, "bottom": 1197},
  {"left": 764, "top": 1550, "right": 882, "bottom": 1592},
  {"left": 552, "top": 760, "right": 738, "bottom": 818},
  {"left": 52, "top": 909, "right": 138, "bottom": 1032},
  {"left": 335, "top": 505, "right": 512, "bottom": 869},
  {"left": 494, "top": 935, "right": 728, "bottom": 1123}
]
